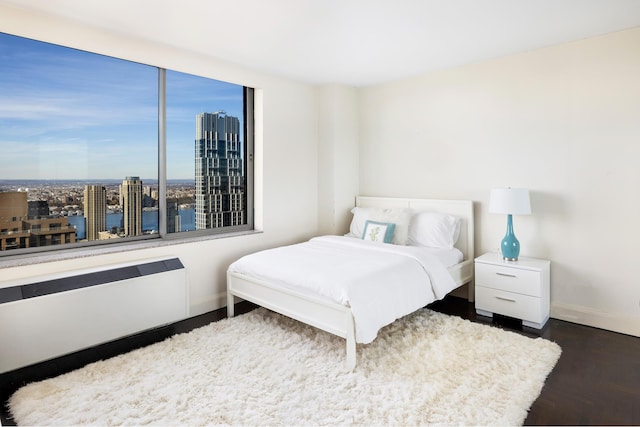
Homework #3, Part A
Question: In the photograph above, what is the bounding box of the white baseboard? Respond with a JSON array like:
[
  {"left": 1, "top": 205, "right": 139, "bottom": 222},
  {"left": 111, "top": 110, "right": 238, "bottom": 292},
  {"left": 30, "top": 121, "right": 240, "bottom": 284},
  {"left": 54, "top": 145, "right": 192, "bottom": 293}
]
[{"left": 551, "top": 303, "right": 640, "bottom": 337}]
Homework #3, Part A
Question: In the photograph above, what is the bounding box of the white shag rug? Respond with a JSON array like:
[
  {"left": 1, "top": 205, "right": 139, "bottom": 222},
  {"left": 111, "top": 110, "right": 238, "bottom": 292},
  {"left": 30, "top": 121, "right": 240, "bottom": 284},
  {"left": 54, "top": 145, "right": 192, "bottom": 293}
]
[{"left": 9, "top": 308, "right": 561, "bottom": 426}]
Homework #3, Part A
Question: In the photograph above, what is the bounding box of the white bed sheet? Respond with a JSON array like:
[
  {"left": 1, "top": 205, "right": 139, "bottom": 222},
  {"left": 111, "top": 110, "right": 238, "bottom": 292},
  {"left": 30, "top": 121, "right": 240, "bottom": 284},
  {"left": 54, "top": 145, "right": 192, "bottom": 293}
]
[
  {"left": 421, "top": 246, "right": 463, "bottom": 267},
  {"left": 344, "top": 233, "right": 463, "bottom": 267},
  {"left": 228, "top": 235, "right": 458, "bottom": 344}
]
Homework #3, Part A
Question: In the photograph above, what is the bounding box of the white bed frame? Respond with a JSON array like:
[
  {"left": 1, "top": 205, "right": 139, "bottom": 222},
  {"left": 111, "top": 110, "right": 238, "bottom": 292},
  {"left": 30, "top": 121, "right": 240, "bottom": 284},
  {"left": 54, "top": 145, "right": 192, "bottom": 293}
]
[{"left": 227, "top": 196, "right": 474, "bottom": 370}]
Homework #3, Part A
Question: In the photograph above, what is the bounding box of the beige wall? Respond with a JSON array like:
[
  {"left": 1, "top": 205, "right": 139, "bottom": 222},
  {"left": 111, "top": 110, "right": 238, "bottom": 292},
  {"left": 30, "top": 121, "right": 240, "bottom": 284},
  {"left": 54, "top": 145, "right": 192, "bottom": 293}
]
[
  {"left": 0, "top": 5, "right": 320, "bottom": 316},
  {"left": 359, "top": 28, "right": 640, "bottom": 336}
]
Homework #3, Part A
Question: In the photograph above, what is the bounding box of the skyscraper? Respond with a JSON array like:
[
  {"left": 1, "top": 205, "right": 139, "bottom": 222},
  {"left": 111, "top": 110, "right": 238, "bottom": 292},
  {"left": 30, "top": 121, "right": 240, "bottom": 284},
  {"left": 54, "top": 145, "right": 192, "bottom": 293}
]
[
  {"left": 195, "top": 112, "right": 245, "bottom": 230},
  {"left": 122, "top": 176, "right": 143, "bottom": 236},
  {"left": 83, "top": 185, "right": 106, "bottom": 241}
]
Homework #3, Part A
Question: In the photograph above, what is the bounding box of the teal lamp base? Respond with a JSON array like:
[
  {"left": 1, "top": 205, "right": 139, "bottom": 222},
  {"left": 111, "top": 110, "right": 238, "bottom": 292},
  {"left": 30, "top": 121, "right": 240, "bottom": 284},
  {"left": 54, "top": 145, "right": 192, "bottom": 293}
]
[{"left": 501, "top": 214, "right": 520, "bottom": 261}]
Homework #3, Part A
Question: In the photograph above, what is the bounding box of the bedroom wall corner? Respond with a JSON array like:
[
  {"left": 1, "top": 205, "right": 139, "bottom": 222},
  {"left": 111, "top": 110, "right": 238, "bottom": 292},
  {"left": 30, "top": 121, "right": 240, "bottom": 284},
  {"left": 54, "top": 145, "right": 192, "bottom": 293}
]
[
  {"left": 317, "top": 84, "right": 360, "bottom": 236},
  {"left": 357, "top": 27, "right": 640, "bottom": 337}
]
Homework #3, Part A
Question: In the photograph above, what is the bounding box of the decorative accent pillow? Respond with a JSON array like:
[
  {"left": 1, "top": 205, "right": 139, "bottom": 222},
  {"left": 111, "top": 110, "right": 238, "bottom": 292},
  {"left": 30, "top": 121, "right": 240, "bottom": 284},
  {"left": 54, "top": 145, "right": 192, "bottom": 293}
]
[
  {"left": 408, "top": 211, "right": 461, "bottom": 249},
  {"left": 362, "top": 220, "right": 395, "bottom": 243},
  {"left": 349, "top": 207, "right": 412, "bottom": 245}
]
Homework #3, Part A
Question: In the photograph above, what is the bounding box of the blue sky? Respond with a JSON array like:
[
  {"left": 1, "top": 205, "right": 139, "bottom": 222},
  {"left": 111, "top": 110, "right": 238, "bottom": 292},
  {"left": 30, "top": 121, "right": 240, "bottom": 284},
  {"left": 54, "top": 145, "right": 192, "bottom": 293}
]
[{"left": 0, "top": 32, "right": 244, "bottom": 181}]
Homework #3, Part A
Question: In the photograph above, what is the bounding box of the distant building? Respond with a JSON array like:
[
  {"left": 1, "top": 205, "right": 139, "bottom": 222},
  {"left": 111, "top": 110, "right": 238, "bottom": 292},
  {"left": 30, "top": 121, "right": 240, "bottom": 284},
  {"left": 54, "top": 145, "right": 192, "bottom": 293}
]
[
  {"left": 28, "top": 200, "right": 49, "bottom": 218},
  {"left": 142, "top": 194, "right": 155, "bottom": 208},
  {"left": 24, "top": 216, "right": 76, "bottom": 248},
  {"left": 0, "top": 191, "right": 76, "bottom": 251},
  {"left": 98, "top": 230, "right": 122, "bottom": 240},
  {"left": 167, "top": 199, "right": 181, "bottom": 233},
  {"left": 195, "top": 112, "right": 245, "bottom": 229},
  {"left": 0, "top": 191, "right": 30, "bottom": 250},
  {"left": 122, "top": 176, "right": 143, "bottom": 237},
  {"left": 84, "top": 185, "right": 107, "bottom": 241}
]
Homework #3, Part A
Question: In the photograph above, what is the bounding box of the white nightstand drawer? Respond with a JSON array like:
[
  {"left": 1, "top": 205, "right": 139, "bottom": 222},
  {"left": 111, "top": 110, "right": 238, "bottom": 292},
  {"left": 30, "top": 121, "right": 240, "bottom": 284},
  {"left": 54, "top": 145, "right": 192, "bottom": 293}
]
[
  {"left": 475, "top": 263, "right": 541, "bottom": 297},
  {"left": 476, "top": 286, "right": 543, "bottom": 324}
]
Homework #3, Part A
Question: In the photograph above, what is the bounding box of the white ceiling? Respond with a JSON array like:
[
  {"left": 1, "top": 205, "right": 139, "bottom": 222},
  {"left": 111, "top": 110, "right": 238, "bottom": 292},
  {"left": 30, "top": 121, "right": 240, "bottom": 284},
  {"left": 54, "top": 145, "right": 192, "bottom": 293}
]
[{"left": 3, "top": 0, "right": 640, "bottom": 86}]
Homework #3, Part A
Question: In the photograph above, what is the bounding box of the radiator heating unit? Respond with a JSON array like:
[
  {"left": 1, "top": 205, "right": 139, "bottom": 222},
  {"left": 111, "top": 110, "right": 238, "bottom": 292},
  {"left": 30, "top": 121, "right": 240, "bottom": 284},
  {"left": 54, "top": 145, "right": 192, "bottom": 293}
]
[{"left": 0, "top": 257, "right": 188, "bottom": 373}]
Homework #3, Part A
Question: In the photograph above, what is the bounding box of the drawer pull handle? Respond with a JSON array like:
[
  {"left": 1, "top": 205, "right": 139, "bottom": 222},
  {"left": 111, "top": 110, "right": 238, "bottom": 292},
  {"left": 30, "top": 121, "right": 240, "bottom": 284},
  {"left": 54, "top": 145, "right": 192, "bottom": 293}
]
[
  {"left": 495, "top": 296, "right": 517, "bottom": 303},
  {"left": 495, "top": 272, "right": 517, "bottom": 278}
]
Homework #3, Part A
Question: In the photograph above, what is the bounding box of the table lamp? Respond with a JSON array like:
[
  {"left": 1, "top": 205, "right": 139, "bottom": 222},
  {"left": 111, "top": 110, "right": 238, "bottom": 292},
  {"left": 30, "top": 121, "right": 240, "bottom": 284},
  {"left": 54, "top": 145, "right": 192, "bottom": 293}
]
[{"left": 489, "top": 187, "right": 531, "bottom": 261}]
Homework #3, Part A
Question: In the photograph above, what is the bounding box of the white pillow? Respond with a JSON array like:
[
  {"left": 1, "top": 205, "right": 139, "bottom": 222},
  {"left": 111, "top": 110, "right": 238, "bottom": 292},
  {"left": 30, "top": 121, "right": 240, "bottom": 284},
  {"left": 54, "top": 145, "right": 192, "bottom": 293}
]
[
  {"left": 349, "top": 207, "right": 412, "bottom": 245},
  {"left": 408, "top": 211, "right": 461, "bottom": 249}
]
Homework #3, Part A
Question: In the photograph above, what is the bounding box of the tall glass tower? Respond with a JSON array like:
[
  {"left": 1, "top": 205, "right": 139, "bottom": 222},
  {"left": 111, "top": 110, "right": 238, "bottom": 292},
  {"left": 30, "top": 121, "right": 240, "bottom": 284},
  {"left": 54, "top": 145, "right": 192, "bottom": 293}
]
[
  {"left": 83, "top": 185, "right": 106, "bottom": 241},
  {"left": 195, "top": 112, "right": 245, "bottom": 230},
  {"left": 122, "top": 176, "right": 143, "bottom": 236}
]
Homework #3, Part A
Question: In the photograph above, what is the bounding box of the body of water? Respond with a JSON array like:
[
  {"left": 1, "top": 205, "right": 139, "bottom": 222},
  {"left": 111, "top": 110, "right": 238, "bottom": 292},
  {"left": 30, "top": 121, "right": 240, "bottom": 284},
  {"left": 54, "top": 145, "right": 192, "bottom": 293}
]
[{"left": 68, "top": 208, "right": 195, "bottom": 239}]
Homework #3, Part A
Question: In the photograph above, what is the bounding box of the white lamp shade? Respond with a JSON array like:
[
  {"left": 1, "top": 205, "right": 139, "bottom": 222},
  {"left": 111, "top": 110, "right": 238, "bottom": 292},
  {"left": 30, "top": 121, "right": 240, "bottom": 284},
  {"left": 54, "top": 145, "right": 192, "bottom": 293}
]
[{"left": 489, "top": 188, "right": 531, "bottom": 215}]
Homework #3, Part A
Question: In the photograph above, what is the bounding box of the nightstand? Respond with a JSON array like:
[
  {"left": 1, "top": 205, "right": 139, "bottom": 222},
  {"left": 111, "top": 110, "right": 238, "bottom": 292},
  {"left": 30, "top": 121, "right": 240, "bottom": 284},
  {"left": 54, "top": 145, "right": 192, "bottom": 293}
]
[{"left": 474, "top": 252, "right": 550, "bottom": 329}]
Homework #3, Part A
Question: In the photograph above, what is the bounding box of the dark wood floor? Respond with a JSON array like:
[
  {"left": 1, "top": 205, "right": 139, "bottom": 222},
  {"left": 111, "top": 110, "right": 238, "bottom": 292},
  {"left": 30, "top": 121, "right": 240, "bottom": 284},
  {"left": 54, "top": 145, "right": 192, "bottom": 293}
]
[
  {"left": 1, "top": 296, "right": 638, "bottom": 425},
  {"left": 429, "top": 297, "right": 640, "bottom": 425}
]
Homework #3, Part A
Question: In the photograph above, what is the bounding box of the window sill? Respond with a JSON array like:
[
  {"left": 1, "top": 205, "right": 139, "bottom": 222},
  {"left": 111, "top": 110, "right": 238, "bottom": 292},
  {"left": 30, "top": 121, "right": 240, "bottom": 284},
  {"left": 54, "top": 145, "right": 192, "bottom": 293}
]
[{"left": 0, "top": 229, "right": 262, "bottom": 270}]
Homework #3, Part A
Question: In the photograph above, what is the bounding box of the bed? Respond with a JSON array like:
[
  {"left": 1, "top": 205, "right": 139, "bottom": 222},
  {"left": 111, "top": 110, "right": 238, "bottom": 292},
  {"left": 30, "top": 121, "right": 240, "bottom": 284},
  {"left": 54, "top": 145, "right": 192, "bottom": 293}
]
[{"left": 227, "top": 196, "right": 474, "bottom": 370}]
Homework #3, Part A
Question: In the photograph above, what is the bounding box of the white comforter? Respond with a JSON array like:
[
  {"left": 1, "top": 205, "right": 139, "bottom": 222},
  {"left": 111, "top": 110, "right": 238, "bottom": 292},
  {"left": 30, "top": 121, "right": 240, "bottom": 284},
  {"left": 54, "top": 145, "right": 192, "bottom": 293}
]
[{"left": 228, "top": 235, "right": 458, "bottom": 344}]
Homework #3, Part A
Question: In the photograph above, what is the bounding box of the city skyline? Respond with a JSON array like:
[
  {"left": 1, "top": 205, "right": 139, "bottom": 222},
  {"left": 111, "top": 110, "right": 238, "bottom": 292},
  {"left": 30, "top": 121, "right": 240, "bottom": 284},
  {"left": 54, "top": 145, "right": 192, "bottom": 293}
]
[{"left": 0, "top": 32, "right": 245, "bottom": 181}]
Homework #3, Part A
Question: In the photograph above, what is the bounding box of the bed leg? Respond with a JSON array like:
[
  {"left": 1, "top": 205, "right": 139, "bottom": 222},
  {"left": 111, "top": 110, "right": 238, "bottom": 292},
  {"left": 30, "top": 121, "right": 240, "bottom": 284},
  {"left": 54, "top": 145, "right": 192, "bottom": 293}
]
[
  {"left": 227, "top": 292, "right": 235, "bottom": 318},
  {"left": 345, "top": 336, "right": 356, "bottom": 371},
  {"left": 345, "top": 313, "right": 356, "bottom": 371}
]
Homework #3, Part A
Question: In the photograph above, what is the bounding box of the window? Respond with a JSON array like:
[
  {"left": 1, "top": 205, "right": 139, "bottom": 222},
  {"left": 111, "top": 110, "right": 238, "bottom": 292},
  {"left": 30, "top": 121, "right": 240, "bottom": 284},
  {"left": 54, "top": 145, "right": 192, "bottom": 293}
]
[
  {"left": 165, "top": 70, "right": 252, "bottom": 235},
  {"left": 0, "top": 32, "right": 254, "bottom": 256}
]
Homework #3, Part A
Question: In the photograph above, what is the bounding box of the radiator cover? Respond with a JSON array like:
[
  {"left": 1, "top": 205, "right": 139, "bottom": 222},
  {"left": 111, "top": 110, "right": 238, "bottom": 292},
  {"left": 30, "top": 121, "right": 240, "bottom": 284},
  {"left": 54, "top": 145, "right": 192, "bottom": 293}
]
[{"left": 0, "top": 257, "right": 188, "bottom": 373}]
